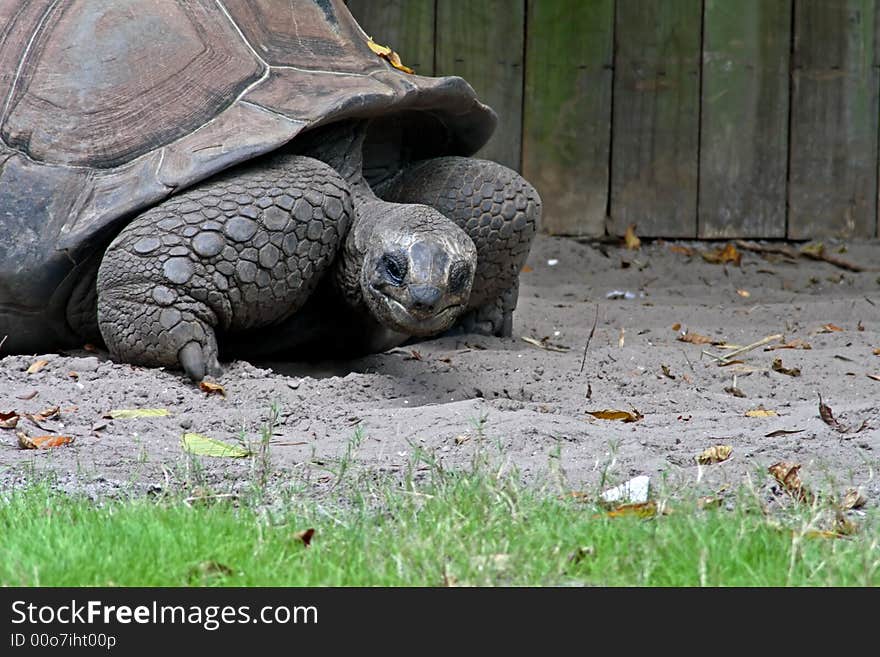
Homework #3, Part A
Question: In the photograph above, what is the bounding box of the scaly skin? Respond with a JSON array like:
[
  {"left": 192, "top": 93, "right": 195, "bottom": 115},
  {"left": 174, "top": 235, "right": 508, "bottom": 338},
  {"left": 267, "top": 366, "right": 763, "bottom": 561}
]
[
  {"left": 96, "top": 153, "right": 352, "bottom": 380},
  {"left": 379, "top": 157, "right": 540, "bottom": 336}
]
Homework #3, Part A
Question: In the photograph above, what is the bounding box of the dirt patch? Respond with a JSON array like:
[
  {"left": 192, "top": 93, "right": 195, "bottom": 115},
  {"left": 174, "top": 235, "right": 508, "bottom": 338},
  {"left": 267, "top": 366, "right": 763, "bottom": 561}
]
[{"left": 1, "top": 236, "right": 878, "bottom": 503}]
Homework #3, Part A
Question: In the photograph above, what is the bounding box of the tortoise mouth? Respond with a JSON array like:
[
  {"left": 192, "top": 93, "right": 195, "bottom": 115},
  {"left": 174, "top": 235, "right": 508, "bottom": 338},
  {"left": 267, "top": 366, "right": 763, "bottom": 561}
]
[{"left": 369, "top": 286, "right": 464, "bottom": 335}]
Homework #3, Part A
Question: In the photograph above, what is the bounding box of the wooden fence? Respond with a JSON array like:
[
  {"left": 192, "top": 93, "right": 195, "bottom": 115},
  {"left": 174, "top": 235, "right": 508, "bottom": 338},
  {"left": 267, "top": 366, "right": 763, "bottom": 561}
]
[{"left": 346, "top": 0, "right": 880, "bottom": 240}]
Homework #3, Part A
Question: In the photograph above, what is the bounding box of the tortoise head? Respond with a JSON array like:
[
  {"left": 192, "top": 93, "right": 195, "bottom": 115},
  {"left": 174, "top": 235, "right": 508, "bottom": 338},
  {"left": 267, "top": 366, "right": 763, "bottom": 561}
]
[{"left": 360, "top": 204, "right": 476, "bottom": 336}]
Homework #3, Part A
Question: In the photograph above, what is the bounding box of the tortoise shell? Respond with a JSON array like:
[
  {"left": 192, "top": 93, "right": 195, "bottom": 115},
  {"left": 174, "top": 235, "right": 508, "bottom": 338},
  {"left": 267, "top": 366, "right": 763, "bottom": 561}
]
[{"left": 0, "top": 0, "right": 494, "bottom": 351}]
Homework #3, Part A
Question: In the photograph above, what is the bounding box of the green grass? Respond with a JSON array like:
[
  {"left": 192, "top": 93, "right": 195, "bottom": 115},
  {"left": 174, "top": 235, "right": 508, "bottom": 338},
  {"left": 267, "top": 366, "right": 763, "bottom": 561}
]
[{"left": 1, "top": 467, "right": 877, "bottom": 586}]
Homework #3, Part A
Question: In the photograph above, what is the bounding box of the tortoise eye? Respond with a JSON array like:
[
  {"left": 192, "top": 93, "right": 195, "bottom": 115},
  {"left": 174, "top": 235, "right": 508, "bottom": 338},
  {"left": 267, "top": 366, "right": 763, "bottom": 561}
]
[
  {"left": 381, "top": 253, "right": 407, "bottom": 285},
  {"left": 448, "top": 262, "right": 471, "bottom": 292}
]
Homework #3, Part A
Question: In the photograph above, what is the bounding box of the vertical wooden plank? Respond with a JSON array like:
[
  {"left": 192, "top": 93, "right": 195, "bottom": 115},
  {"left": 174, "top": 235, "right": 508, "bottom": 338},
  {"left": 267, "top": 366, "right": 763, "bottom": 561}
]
[
  {"left": 345, "top": 0, "right": 436, "bottom": 75},
  {"left": 522, "top": 0, "right": 613, "bottom": 236},
  {"left": 435, "top": 0, "right": 525, "bottom": 170},
  {"left": 789, "top": 0, "right": 877, "bottom": 239},
  {"left": 699, "top": 1, "right": 791, "bottom": 238},
  {"left": 610, "top": 0, "right": 702, "bottom": 238}
]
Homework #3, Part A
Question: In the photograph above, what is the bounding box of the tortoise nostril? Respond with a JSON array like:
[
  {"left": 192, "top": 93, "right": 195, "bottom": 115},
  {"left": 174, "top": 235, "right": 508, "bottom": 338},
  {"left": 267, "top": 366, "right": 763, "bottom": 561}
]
[{"left": 409, "top": 284, "right": 441, "bottom": 312}]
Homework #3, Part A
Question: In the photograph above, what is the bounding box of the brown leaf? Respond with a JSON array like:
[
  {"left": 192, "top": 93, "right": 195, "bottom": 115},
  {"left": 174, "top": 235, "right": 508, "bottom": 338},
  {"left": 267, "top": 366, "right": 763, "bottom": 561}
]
[
  {"left": 669, "top": 245, "right": 695, "bottom": 257},
  {"left": 606, "top": 501, "right": 657, "bottom": 519},
  {"left": 873, "top": 347, "right": 880, "bottom": 356},
  {"left": 771, "top": 357, "right": 801, "bottom": 377},
  {"left": 768, "top": 461, "right": 812, "bottom": 503},
  {"left": 842, "top": 488, "right": 867, "bottom": 510},
  {"left": 696, "top": 445, "right": 733, "bottom": 465},
  {"left": 0, "top": 411, "right": 20, "bottom": 429},
  {"left": 294, "top": 528, "right": 315, "bottom": 547},
  {"left": 586, "top": 408, "right": 643, "bottom": 423},
  {"left": 736, "top": 289, "right": 750, "bottom": 298},
  {"left": 819, "top": 323, "right": 844, "bottom": 333},
  {"left": 26, "top": 359, "right": 49, "bottom": 374},
  {"left": 17, "top": 432, "right": 73, "bottom": 449},
  {"left": 765, "top": 339, "right": 812, "bottom": 351},
  {"left": 702, "top": 243, "right": 742, "bottom": 266},
  {"left": 661, "top": 364, "right": 675, "bottom": 380},
  {"left": 677, "top": 331, "right": 719, "bottom": 345},
  {"left": 30, "top": 405, "right": 60, "bottom": 422},
  {"left": 199, "top": 381, "right": 226, "bottom": 397},
  {"left": 366, "top": 38, "right": 414, "bottom": 73},
  {"left": 624, "top": 224, "right": 641, "bottom": 250},
  {"left": 764, "top": 428, "right": 805, "bottom": 438},
  {"left": 817, "top": 394, "right": 868, "bottom": 434},
  {"left": 521, "top": 264, "right": 533, "bottom": 273},
  {"left": 671, "top": 322, "right": 681, "bottom": 332},
  {"left": 745, "top": 407, "right": 777, "bottom": 418}
]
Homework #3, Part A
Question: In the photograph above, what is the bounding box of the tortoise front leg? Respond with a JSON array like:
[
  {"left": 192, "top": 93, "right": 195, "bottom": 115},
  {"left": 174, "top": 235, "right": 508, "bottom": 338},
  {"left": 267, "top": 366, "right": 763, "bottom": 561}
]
[
  {"left": 378, "top": 157, "right": 540, "bottom": 336},
  {"left": 97, "top": 154, "right": 352, "bottom": 380}
]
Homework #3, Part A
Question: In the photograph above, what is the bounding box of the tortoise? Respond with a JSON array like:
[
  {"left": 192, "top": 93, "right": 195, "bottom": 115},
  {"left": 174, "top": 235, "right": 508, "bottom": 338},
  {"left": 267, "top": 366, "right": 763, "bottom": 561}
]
[{"left": 0, "top": 0, "right": 540, "bottom": 381}]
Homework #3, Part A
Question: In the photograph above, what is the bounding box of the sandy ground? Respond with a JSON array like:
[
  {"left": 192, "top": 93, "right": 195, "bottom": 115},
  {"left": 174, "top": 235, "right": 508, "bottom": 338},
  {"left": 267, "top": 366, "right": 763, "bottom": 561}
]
[{"left": 1, "top": 235, "right": 878, "bottom": 504}]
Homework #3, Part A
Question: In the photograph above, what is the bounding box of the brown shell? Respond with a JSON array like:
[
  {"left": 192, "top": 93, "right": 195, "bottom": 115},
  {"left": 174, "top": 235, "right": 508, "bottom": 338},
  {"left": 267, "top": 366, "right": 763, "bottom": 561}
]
[{"left": 0, "top": 0, "right": 494, "bottom": 350}]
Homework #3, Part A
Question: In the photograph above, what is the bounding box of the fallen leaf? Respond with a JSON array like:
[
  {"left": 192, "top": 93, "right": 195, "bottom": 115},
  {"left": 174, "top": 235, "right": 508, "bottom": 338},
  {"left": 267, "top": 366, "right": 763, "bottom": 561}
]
[
  {"left": 17, "top": 432, "right": 73, "bottom": 449},
  {"left": 661, "top": 364, "right": 675, "bottom": 380},
  {"left": 105, "top": 408, "right": 170, "bottom": 419},
  {"left": 521, "top": 264, "right": 533, "bottom": 273},
  {"left": 765, "top": 339, "right": 812, "bottom": 351},
  {"left": 768, "top": 461, "right": 812, "bottom": 503},
  {"left": 702, "top": 243, "right": 742, "bottom": 266},
  {"left": 818, "top": 394, "right": 868, "bottom": 434},
  {"left": 669, "top": 245, "right": 695, "bottom": 257},
  {"left": 746, "top": 407, "right": 777, "bottom": 418},
  {"left": 842, "top": 488, "right": 867, "bottom": 510},
  {"left": 26, "top": 359, "right": 49, "bottom": 374},
  {"left": 764, "top": 428, "right": 805, "bottom": 438},
  {"left": 800, "top": 242, "right": 824, "bottom": 257},
  {"left": 771, "top": 357, "right": 801, "bottom": 377},
  {"left": 671, "top": 322, "right": 681, "bottom": 332},
  {"left": 453, "top": 434, "right": 470, "bottom": 445},
  {"left": 873, "top": 348, "right": 880, "bottom": 356},
  {"left": 0, "top": 411, "right": 20, "bottom": 429},
  {"left": 199, "top": 381, "right": 226, "bottom": 397},
  {"left": 366, "top": 38, "right": 414, "bottom": 73},
  {"left": 857, "top": 321, "right": 864, "bottom": 332},
  {"left": 586, "top": 408, "right": 643, "bottom": 423},
  {"left": 181, "top": 433, "right": 249, "bottom": 458},
  {"left": 624, "top": 224, "right": 641, "bottom": 250},
  {"left": 696, "top": 445, "right": 732, "bottom": 465},
  {"left": 29, "top": 406, "right": 60, "bottom": 423},
  {"left": 606, "top": 501, "right": 657, "bottom": 519},
  {"left": 677, "top": 331, "right": 718, "bottom": 345},
  {"left": 521, "top": 336, "right": 570, "bottom": 352},
  {"left": 736, "top": 289, "right": 750, "bottom": 298},
  {"left": 819, "top": 323, "right": 844, "bottom": 333},
  {"left": 868, "top": 374, "right": 880, "bottom": 382},
  {"left": 618, "top": 327, "right": 625, "bottom": 348},
  {"left": 294, "top": 528, "right": 315, "bottom": 547}
]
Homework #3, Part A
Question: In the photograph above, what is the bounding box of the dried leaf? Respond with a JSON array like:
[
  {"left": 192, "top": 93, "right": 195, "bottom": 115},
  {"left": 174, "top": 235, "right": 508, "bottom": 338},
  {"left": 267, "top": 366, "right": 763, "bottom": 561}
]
[
  {"left": 180, "top": 433, "right": 249, "bottom": 458},
  {"left": 30, "top": 405, "right": 60, "bottom": 422},
  {"left": 661, "top": 364, "right": 675, "bottom": 380},
  {"left": 294, "top": 528, "right": 315, "bottom": 547},
  {"left": 366, "top": 38, "right": 414, "bottom": 73},
  {"left": 768, "top": 461, "right": 812, "bottom": 503},
  {"left": 765, "top": 339, "right": 812, "bottom": 351},
  {"left": 868, "top": 374, "right": 880, "bottom": 382},
  {"left": 199, "top": 381, "right": 226, "bottom": 397},
  {"left": 17, "top": 432, "right": 73, "bottom": 449},
  {"left": 624, "top": 224, "right": 641, "bottom": 250},
  {"left": 453, "top": 434, "right": 471, "bottom": 445},
  {"left": 817, "top": 394, "right": 868, "bottom": 434},
  {"left": 586, "top": 408, "right": 643, "bottom": 423},
  {"left": 745, "top": 407, "right": 777, "bottom": 418},
  {"left": 771, "top": 357, "right": 801, "bottom": 377},
  {"left": 702, "top": 243, "right": 742, "bottom": 266},
  {"left": 0, "top": 411, "right": 20, "bottom": 429},
  {"left": 842, "top": 488, "right": 867, "bottom": 510},
  {"left": 677, "top": 331, "right": 718, "bottom": 345},
  {"left": 819, "top": 323, "right": 844, "bottom": 333},
  {"left": 764, "top": 428, "right": 805, "bottom": 438},
  {"left": 618, "top": 327, "right": 625, "bottom": 348},
  {"left": 736, "top": 289, "right": 750, "bottom": 298},
  {"left": 521, "top": 264, "right": 533, "bottom": 273},
  {"left": 521, "top": 336, "right": 570, "bottom": 352},
  {"left": 800, "top": 242, "right": 824, "bottom": 257},
  {"left": 671, "top": 322, "right": 681, "bottom": 332},
  {"left": 26, "top": 359, "right": 49, "bottom": 374},
  {"left": 669, "top": 245, "right": 695, "bottom": 257},
  {"left": 105, "top": 408, "right": 170, "bottom": 419},
  {"left": 696, "top": 445, "right": 732, "bottom": 465},
  {"left": 606, "top": 501, "right": 657, "bottom": 519},
  {"left": 873, "top": 348, "right": 880, "bottom": 356}
]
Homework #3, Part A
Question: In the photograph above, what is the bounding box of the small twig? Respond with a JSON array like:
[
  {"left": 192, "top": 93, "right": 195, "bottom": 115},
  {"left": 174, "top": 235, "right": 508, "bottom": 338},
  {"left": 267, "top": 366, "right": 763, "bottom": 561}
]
[
  {"left": 708, "top": 333, "right": 783, "bottom": 363},
  {"left": 0, "top": 335, "right": 6, "bottom": 352},
  {"left": 736, "top": 240, "right": 798, "bottom": 259},
  {"left": 800, "top": 248, "right": 879, "bottom": 273},
  {"left": 681, "top": 349, "right": 695, "bottom": 372},
  {"left": 580, "top": 305, "right": 600, "bottom": 374}
]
